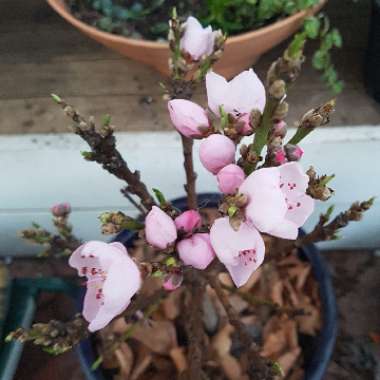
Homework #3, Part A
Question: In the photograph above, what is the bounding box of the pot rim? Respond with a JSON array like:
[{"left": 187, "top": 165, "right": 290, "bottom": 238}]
[{"left": 47, "top": 0, "right": 325, "bottom": 50}]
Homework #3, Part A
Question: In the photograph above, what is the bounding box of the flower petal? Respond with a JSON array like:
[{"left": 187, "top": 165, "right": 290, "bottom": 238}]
[
  {"left": 285, "top": 193, "right": 315, "bottom": 227},
  {"left": 239, "top": 167, "right": 287, "bottom": 232},
  {"left": 206, "top": 71, "right": 228, "bottom": 115},
  {"left": 278, "top": 162, "right": 309, "bottom": 199},
  {"left": 224, "top": 69, "right": 266, "bottom": 115},
  {"left": 267, "top": 219, "right": 299, "bottom": 240},
  {"left": 210, "top": 218, "right": 265, "bottom": 287}
]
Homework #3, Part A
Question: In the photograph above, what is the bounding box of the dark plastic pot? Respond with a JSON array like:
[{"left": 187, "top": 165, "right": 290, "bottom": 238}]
[
  {"left": 365, "top": 0, "right": 380, "bottom": 102},
  {"left": 77, "top": 193, "right": 337, "bottom": 380}
]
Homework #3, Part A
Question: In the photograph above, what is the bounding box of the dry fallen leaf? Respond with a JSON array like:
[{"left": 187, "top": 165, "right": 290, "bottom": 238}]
[
  {"left": 169, "top": 346, "right": 188, "bottom": 373},
  {"left": 115, "top": 342, "right": 134, "bottom": 378},
  {"left": 162, "top": 288, "right": 183, "bottom": 320},
  {"left": 276, "top": 347, "right": 301, "bottom": 376},
  {"left": 212, "top": 323, "right": 234, "bottom": 357},
  {"left": 132, "top": 320, "right": 177, "bottom": 355},
  {"left": 220, "top": 353, "right": 243, "bottom": 380}
]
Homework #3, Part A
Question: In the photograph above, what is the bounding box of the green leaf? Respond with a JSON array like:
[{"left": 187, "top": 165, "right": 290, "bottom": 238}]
[
  {"left": 165, "top": 257, "right": 177, "bottom": 267},
  {"left": 101, "top": 114, "right": 111, "bottom": 126},
  {"left": 91, "top": 355, "right": 103, "bottom": 371},
  {"left": 287, "top": 32, "right": 306, "bottom": 59},
  {"left": 330, "top": 28, "right": 343, "bottom": 48},
  {"left": 312, "top": 50, "right": 328, "bottom": 70},
  {"left": 152, "top": 188, "right": 167, "bottom": 207},
  {"left": 304, "top": 16, "right": 320, "bottom": 39},
  {"left": 81, "top": 151, "right": 94, "bottom": 160},
  {"left": 272, "top": 361, "right": 284, "bottom": 376},
  {"left": 227, "top": 206, "right": 238, "bottom": 218},
  {"left": 152, "top": 270, "right": 164, "bottom": 278},
  {"left": 51, "top": 93, "right": 62, "bottom": 104}
]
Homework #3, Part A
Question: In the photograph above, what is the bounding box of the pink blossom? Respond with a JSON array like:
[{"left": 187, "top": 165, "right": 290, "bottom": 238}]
[
  {"left": 163, "top": 272, "right": 183, "bottom": 291},
  {"left": 174, "top": 210, "right": 202, "bottom": 235},
  {"left": 51, "top": 202, "right": 71, "bottom": 217},
  {"left": 180, "top": 16, "right": 216, "bottom": 60},
  {"left": 177, "top": 233, "right": 215, "bottom": 270},
  {"left": 168, "top": 99, "right": 209, "bottom": 138},
  {"left": 199, "top": 134, "right": 236, "bottom": 174},
  {"left": 206, "top": 70, "right": 266, "bottom": 118},
  {"left": 69, "top": 241, "right": 141, "bottom": 332},
  {"left": 239, "top": 162, "right": 314, "bottom": 240},
  {"left": 210, "top": 217, "right": 265, "bottom": 287},
  {"left": 274, "top": 149, "right": 288, "bottom": 165},
  {"left": 145, "top": 206, "right": 177, "bottom": 250},
  {"left": 217, "top": 164, "right": 246, "bottom": 194}
]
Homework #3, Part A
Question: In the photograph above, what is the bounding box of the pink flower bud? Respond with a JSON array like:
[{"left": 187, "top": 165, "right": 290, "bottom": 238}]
[
  {"left": 180, "top": 16, "right": 216, "bottom": 61},
  {"left": 217, "top": 164, "right": 246, "bottom": 194},
  {"left": 163, "top": 272, "right": 183, "bottom": 291},
  {"left": 51, "top": 202, "right": 71, "bottom": 217},
  {"left": 177, "top": 233, "right": 215, "bottom": 270},
  {"left": 272, "top": 121, "right": 287, "bottom": 138},
  {"left": 285, "top": 144, "right": 304, "bottom": 161},
  {"left": 168, "top": 99, "right": 209, "bottom": 138},
  {"left": 199, "top": 134, "right": 236, "bottom": 174},
  {"left": 145, "top": 206, "right": 177, "bottom": 250},
  {"left": 174, "top": 210, "right": 202, "bottom": 235},
  {"left": 274, "top": 149, "right": 287, "bottom": 165}
]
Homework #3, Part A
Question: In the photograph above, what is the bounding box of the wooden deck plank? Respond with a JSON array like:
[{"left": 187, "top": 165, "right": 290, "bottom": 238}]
[{"left": 0, "top": 0, "right": 379, "bottom": 135}]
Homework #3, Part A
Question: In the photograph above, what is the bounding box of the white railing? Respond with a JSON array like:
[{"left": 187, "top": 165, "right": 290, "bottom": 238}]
[{"left": 1, "top": 126, "right": 379, "bottom": 256}]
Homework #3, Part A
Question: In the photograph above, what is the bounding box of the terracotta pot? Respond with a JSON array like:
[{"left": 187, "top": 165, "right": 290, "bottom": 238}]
[{"left": 47, "top": 0, "right": 325, "bottom": 78}]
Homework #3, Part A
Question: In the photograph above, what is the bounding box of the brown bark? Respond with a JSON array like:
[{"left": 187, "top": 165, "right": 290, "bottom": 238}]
[{"left": 181, "top": 135, "right": 198, "bottom": 210}]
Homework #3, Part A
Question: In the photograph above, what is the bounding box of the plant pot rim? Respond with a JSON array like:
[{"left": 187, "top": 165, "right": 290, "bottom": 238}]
[
  {"left": 76, "top": 193, "right": 337, "bottom": 380},
  {"left": 47, "top": 0, "right": 326, "bottom": 50}
]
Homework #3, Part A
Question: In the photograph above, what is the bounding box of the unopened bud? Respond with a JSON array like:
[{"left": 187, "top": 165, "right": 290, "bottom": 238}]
[
  {"left": 269, "top": 79, "right": 286, "bottom": 100},
  {"left": 273, "top": 101, "right": 289, "bottom": 120},
  {"left": 51, "top": 203, "right": 71, "bottom": 218},
  {"left": 272, "top": 121, "right": 287, "bottom": 138},
  {"left": 249, "top": 109, "right": 262, "bottom": 130},
  {"left": 274, "top": 149, "right": 287, "bottom": 165},
  {"left": 284, "top": 144, "right": 304, "bottom": 161}
]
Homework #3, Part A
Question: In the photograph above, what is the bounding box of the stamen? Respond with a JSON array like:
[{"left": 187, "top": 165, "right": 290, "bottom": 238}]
[{"left": 238, "top": 249, "right": 257, "bottom": 266}]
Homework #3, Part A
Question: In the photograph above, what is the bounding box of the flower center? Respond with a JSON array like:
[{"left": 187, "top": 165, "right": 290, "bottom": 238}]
[{"left": 238, "top": 249, "right": 257, "bottom": 266}]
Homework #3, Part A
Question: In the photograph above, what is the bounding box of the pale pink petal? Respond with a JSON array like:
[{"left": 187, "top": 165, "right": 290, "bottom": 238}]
[
  {"left": 199, "top": 134, "right": 236, "bottom": 174},
  {"left": 217, "top": 164, "right": 245, "bottom": 194},
  {"left": 278, "top": 162, "right": 309, "bottom": 199},
  {"left": 177, "top": 233, "right": 215, "bottom": 270},
  {"left": 267, "top": 219, "right": 299, "bottom": 240},
  {"left": 210, "top": 217, "right": 265, "bottom": 287},
  {"left": 239, "top": 167, "right": 287, "bottom": 232},
  {"left": 69, "top": 241, "right": 141, "bottom": 332},
  {"left": 285, "top": 193, "right": 315, "bottom": 227},
  {"left": 83, "top": 284, "right": 102, "bottom": 322},
  {"left": 180, "top": 17, "right": 215, "bottom": 60},
  {"left": 174, "top": 210, "right": 202, "bottom": 235},
  {"left": 224, "top": 69, "right": 266, "bottom": 115},
  {"left": 206, "top": 71, "right": 229, "bottom": 115},
  {"left": 145, "top": 206, "right": 177, "bottom": 250},
  {"left": 168, "top": 99, "right": 209, "bottom": 138},
  {"left": 69, "top": 241, "right": 112, "bottom": 272}
]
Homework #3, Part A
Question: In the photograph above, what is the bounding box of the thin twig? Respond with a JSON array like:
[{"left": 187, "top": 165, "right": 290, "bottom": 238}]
[
  {"left": 181, "top": 135, "right": 198, "bottom": 210},
  {"left": 53, "top": 96, "right": 155, "bottom": 211}
]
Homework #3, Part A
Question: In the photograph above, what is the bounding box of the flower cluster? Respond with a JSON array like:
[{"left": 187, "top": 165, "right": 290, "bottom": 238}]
[{"left": 68, "top": 15, "right": 318, "bottom": 332}]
